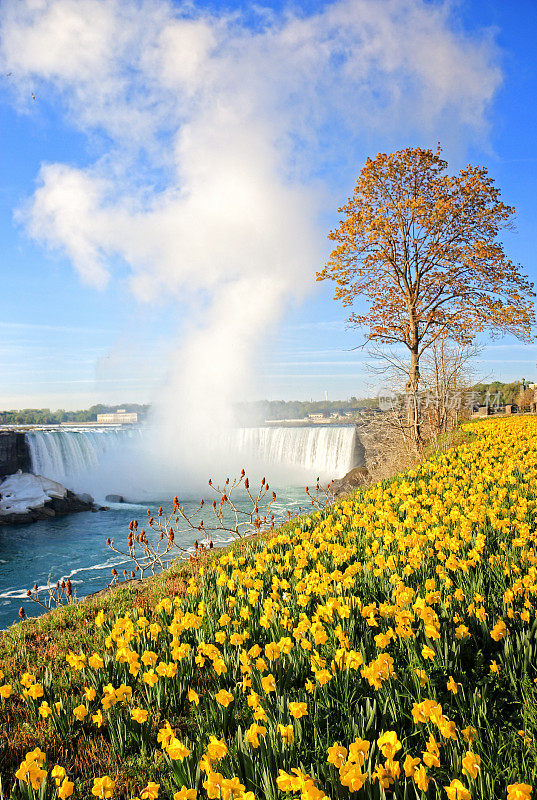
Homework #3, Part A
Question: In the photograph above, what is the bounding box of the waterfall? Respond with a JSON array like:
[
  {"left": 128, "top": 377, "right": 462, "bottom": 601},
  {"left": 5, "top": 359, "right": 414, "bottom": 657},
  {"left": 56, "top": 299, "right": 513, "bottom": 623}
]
[
  {"left": 25, "top": 424, "right": 360, "bottom": 490},
  {"left": 25, "top": 428, "right": 139, "bottom": 486},
  {"left": 228, "top": 426, "right": 360, "bottom": 476}
]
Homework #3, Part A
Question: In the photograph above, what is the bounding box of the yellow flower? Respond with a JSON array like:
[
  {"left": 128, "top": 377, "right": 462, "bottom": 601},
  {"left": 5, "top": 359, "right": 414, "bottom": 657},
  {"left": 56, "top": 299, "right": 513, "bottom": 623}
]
[
  {"left": 377, "top": 731, "right": 402, "bottom": 760},
  {"left": 173, "top": 790, "right": 197, "bottom": 800},
  {"left": 444, "top": 779, "right": 471, "bottom": 800},
  {"left": 85, "top": 686, "right": 97, "bottom": 701},
  {"left": 95, "top": 610, "right": 105, "bottom": 627},
  {"left": 277, "top": 724, "right": 295, "bottom": 743},
  {"left": 215, "top": 689, "right": 234, "bottom": 708},
  {"left": 59, "top": 779, "right": 75, "bottom": 799},
  {"left": 39, "top": 701, "right": 52, "bottom": 718},
  {"left": 327, "top": 743, "right": 347, "bottom": 767},
  {"left": 15, "top": 758, "right": 47, "bottom": 790},
  {"left": 0, "top": 683, "right": 13, "bottom": 699},
  {"left": 91, "top": 775, "right": 115, "bottom": 798},
  {"left": 339, "top": 763, "right": 367, "bottom": 792},
  {"left": 140, "top": 782, "right": 160, "bottom": 799},
  {"left": 415, "top": 669, "right": 428, "bottom": 687},
  {"left": 403, "top": 755, "right": 420, "bottom": 777},
  {"left": 265, "top": 642, "right": 281, "bottom": 660},
  {"left": 20, "top": 672, "right": 36, "bottom": 688},
  {"left": 462, "top": 751, "right": 481, "bottom": 779},
  {"left": 289, "top": 701, "right": 308, "bottom": 718},
  {"left": 143, "top": 669, "right": 159, "bottom": 687},
  {"left": 203, "top": 771, "right": 225, "bottom": 799},
  {"left": 28, "top": 683, "right": 44, "bottom": 700},
  {"left": 447, "top": 675, "right": 459, "bottom": 694},
  {"left": 166, "top": 738, "right": 190, "bottom": 761},
  {"left": 421, "top": 645, "right": 435, "bottom": 661},
  {"left": 92, "top": 709, "right": 104, "bottom": 728},
  {"left": 490, "top": 660, "right": 500, "bottom": 674},
  {"left": 507, "top": 784, "right": 533, "bottom": 800},
  {"left": 89, "top": 653, "right": 104, "bottom": 670},
  {"left": 315, "top": 669, "right": 333, "bottom": 686},
  {"left": 245, "top": 722, "right": 267, "bottom": 748},
  {"left": 188, "top": 689, "right": 199, "bottom": 705},
  {"left": 73, "top": 704, "right": 88, "bottom": 721},
  {"left": 414, "top": 766, "right": 429, "bottom": 792},
  {"left": 131, "top": 708, "right": 148, "bottom": 724},
  {"left": 261, "top": 673, "right": 276, "bottom": 693},
  {"left": 461, "top": 726, "right": 477, "bottom": 744},
  {"left": 51, "top": 765, "right": 67, "bottom": 786},
  {"left": 348, "top": 738, "right": 370, "bottom": 766},
  {"left": 490, "top": 619, "right": 507, "bottom": 641},
  {"left": 206, "top": 736, "right": 228, "bottom": 762}
]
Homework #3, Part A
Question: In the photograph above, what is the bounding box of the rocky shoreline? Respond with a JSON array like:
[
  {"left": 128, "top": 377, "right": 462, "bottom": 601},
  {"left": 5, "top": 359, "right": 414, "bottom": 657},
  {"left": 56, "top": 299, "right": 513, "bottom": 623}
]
[{"left": 0, "top": 471, "right": 99, "bottom": 525}]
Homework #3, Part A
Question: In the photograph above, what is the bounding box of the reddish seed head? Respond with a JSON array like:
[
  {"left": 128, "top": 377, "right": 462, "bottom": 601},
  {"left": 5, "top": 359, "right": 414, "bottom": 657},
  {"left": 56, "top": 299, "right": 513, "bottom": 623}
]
[
  {"left": 26, "top": 589, "right": 31, "bottom": 597},
  {"left": 272, "top": 492, "right": 276, "bottom": 500},
  {"left": 200, "top": 498, "right": 204, "bottom": 507},
  {"left": 106, "top": 537, "right": 111, "bottom": 545},
  {"left": 158, "top": 507, "right": 163, "bottom": 516},
  {"left": 208, "top": 478, "right": 212, "bottom": 486},
  {"left": 111, "top": 568, "right": 118, "bottom": 576},
  {"left": 245, "top": 478, "right": 249, "bottom": 489},
  {"left": 19, "top": 607, "right": 26, "bottom": 619},
  {"left": 212, "top": 500, "right": 216, "bottom": 509}
]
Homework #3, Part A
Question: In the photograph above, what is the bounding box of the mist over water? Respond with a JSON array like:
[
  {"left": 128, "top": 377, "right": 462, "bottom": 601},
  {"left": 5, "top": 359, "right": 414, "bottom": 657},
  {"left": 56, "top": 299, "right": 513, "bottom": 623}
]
[{"left": 25, "top": 424, "right": 359, "bottom": 501}]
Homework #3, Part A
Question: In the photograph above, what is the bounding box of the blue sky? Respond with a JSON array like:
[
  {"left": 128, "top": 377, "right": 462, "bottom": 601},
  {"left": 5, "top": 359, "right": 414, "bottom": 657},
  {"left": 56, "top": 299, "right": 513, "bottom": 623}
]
[{"left": 0, "top": 0, "right": 536, "bottom": 410}]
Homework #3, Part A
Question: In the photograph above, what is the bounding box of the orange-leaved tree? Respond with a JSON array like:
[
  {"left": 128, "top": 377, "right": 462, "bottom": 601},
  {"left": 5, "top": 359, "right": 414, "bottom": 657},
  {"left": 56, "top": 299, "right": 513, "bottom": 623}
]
[{"left": 317, "top": 145, "right": 535, "bottom": 444}]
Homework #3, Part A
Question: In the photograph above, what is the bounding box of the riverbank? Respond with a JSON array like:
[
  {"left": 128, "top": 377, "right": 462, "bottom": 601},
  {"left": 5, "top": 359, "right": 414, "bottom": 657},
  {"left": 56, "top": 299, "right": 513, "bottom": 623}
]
[{"left": 1, "top": 416, "right": 536, "bottom": 798}]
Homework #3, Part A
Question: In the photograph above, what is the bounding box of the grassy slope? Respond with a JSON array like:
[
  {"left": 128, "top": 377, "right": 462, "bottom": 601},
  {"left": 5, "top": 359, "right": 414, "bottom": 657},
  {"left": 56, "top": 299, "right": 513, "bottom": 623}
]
[{"left": 1, "top": 418, "right": 537, "bottom": 799}]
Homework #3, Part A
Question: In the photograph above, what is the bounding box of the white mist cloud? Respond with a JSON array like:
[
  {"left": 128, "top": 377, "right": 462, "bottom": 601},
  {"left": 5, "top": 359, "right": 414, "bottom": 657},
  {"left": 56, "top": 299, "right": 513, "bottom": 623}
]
[{"left": 0, "top": 0, "right": 502, "bottom": 485}]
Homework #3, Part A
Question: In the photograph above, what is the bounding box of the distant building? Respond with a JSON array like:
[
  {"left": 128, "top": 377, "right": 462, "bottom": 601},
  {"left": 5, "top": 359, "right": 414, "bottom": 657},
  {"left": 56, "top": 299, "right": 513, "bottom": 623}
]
[{"left": 97, "top": 410, "right": 138, "bottom": 424}]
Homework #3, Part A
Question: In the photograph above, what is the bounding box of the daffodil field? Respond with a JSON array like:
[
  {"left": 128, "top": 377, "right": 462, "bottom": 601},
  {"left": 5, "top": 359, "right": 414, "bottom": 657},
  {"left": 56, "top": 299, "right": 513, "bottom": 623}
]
[{"left": 3, "top": 417, "right": 537, "bottom": 800}]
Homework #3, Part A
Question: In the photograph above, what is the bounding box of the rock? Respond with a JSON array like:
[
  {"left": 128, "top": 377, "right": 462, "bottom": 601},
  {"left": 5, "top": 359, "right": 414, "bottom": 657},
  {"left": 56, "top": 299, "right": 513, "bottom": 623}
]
[
  {"left": 105, "top": 494, "right": 125, "bottom": 503},
  {"left": 75, "top": 492, "right": 94, "bottom": 505},
  {"left": 330, "top": 466, "right": 369, "bottom": 498},
  {"left": 0, "top": 472, "right": 95, "bottom": 525}
]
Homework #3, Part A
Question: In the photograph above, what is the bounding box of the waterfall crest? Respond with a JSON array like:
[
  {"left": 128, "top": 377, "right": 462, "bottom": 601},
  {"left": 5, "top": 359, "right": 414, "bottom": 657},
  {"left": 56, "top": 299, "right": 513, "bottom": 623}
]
[
  {"left": 25, "top": 428, "right": 138, "bottom": 486},
  {"left": 25, "top": 425, "right": 360, "bottom": 489},
  {"left": 229, "top": 426, "right": 359, "bottom": 476}
]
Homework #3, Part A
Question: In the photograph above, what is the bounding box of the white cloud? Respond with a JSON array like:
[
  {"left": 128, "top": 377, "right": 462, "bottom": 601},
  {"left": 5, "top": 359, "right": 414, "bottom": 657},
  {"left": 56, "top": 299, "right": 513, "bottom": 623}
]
[{"left": 0, "top": 0, "right": 502, "bottom": 475}]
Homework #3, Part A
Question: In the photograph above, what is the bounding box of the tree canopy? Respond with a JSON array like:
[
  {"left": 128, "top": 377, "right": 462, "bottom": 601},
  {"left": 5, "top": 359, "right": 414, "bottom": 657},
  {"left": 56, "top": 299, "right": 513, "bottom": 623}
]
[{"left": 318, "top": 145, "right": 534, "bottom": 359}]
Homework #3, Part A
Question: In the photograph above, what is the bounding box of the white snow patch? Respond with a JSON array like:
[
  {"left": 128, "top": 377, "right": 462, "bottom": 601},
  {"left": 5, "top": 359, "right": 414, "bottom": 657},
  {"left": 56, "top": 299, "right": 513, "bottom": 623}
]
[{"left": 0, "top": 471, "right": 67, "bottom": 516}]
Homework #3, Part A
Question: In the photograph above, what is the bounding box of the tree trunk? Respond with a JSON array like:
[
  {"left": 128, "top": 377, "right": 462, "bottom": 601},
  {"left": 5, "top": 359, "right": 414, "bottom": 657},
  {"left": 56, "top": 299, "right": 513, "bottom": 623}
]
[{"left": 406, "top": 347, "right": 421, "bottom": 449}]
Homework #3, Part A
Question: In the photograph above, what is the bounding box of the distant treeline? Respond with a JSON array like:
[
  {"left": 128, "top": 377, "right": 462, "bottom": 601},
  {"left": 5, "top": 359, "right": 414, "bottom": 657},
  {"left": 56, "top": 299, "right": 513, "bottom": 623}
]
[
  {"left": 235, "top": 398, "right": 380, "bottom": 424},
  {"left": 0, "top": 383, "right": 528, "bottom": 424},
  {"left": 0, "top": 404, "right": 150, "bottom": 425},
  {"left": 473, "top": 381, "right": 526, "bottom": 405}
]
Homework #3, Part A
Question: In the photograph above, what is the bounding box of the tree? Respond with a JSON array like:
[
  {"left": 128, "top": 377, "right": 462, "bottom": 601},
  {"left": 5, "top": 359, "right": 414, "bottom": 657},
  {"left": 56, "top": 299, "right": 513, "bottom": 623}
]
[{"left": 317, "top": 145, "right": 535, "bottom": 444}]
